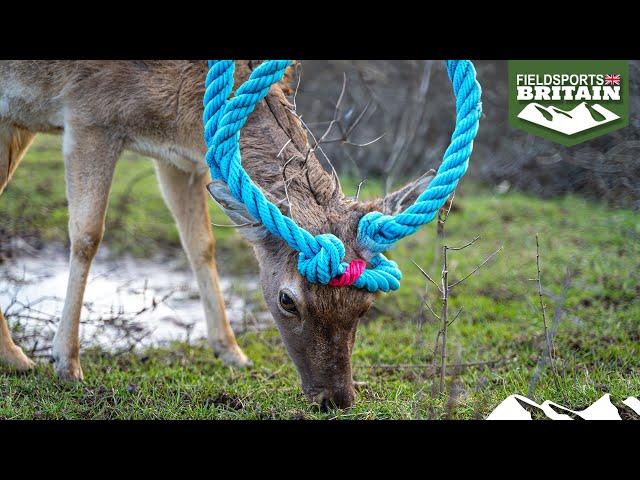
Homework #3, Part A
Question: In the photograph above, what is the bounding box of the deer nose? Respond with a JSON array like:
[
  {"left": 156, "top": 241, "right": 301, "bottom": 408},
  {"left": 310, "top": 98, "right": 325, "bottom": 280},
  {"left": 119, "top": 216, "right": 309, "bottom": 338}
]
[{"left": 315, "top": 386, "right": 355, "bottom": 411}]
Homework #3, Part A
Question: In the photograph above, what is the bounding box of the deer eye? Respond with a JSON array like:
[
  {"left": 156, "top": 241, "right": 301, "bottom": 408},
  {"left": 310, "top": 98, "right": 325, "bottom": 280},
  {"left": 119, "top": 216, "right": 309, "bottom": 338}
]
[{"left": 278, "top": 290, "right": 298, "bottom": 315}]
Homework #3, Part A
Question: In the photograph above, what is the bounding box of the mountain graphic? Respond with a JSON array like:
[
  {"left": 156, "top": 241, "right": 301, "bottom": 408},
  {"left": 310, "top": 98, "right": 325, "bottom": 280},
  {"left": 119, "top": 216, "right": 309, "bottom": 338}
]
[
  {"left": 517, "top": 102, "right": 620, "bottom": 135},
  {"left": 487, "top": 393, "right": 640, "bottom": 420}
]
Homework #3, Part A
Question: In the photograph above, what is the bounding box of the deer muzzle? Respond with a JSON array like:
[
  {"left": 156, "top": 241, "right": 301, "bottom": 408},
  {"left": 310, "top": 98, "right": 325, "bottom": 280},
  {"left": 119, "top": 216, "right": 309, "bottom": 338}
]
[{"left": 310, "top": 385, "right": 356, "bottom": 411}]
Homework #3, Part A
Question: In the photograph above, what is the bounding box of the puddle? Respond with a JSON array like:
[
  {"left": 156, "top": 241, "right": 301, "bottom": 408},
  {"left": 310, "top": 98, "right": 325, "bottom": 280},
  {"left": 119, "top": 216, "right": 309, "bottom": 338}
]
[{"left": 0, "top": 247, "right": 272, "bottom": 356}]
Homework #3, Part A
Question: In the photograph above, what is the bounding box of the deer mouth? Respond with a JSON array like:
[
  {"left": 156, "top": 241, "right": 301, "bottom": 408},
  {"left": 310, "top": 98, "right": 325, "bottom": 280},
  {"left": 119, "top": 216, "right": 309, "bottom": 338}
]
[{"left": 305, "top": 386, "right": 356, "bottom": 411}]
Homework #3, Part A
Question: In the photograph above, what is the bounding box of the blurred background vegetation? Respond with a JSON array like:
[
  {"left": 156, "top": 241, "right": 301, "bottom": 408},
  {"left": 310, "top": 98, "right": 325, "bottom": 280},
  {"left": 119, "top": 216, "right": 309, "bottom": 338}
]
[{"left": 296, "top": 60, "right": 640, "bottom": 207}]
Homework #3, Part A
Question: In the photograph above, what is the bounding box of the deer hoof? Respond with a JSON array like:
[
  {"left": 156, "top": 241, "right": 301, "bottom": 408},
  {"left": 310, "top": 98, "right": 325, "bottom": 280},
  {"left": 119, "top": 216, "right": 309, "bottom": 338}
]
[
  {"left": 214, "top": 343, "right": 253, "bottom": 369},
  {"left": 0, "top": 345, "right": 35, "bottom": 372},
  {"left": 53, "top": 358, "right": 84, "bottom": 381}
]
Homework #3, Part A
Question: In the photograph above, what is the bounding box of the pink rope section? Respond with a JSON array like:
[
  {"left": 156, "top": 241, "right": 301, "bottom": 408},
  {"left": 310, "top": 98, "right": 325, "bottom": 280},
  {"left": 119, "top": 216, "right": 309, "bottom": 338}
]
[{"left": 328, "top": 259, "right": 367, "bottom": 287}]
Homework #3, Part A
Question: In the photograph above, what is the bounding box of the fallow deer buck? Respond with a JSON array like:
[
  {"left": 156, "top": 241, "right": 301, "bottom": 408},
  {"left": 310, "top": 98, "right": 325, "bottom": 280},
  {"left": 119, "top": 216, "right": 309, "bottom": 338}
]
[{"left": 0, "top": 60, "right": 433, "bottom": 409}]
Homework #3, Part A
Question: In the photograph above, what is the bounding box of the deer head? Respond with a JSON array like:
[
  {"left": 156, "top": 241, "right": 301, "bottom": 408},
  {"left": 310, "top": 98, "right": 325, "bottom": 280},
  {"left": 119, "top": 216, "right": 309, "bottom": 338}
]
[{"left": 207, "top": 61, "right": 434, "bottom": 410}]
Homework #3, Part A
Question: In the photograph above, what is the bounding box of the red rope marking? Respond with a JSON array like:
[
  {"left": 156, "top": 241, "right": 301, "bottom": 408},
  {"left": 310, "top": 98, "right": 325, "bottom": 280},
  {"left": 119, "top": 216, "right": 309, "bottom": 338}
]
[{"left": 329, "top": 259, "right": 367, "bottom": 287}]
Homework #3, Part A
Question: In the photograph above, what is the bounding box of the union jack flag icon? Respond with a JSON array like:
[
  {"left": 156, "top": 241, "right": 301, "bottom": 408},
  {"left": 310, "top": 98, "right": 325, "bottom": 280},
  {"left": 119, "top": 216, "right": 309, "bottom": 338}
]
[{"left": 604, "top": 74, "right": 621, "bottom": 86}]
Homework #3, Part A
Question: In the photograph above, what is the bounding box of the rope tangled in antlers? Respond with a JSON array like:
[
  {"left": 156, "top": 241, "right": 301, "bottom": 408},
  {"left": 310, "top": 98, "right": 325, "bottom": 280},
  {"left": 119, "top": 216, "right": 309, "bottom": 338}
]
[{"left": 203, "top": 60, "right": 482, "bottom": 292}]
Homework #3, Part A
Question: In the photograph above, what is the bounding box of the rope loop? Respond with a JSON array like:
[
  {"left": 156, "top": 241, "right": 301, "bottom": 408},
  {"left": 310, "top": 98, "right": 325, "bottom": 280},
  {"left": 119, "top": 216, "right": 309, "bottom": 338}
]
[
  {"left": 356, "top": 60, "right": 482, "bottom": 256},
  {"left": 203, "top": 60, "right": 481, "bottom": 292}
]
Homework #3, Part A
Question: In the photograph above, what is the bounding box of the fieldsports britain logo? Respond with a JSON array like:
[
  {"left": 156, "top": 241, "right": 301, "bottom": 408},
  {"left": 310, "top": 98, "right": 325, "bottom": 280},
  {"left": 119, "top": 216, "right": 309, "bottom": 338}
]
[{"left": 508, "top": 61, "right": 629, "bottom": 146}]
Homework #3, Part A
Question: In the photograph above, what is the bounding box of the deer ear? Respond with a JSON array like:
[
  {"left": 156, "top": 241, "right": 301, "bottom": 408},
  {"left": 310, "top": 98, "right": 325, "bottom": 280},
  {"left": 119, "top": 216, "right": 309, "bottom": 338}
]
[
  {"left": 377, "top": 169, "right": 436, "bottom": 215},
  {"left": 206, "top": 180, "right": 271, "bottom": 244}
]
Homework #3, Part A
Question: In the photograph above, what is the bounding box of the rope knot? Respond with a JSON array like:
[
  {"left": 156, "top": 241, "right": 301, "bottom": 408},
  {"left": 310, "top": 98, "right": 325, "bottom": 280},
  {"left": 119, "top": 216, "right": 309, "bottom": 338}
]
[
  {"left": 329, "top": 259, "right": 367, "bottom": 287},
  {"left": 357, "top": 211, "right": 397, "bottom": 255},
  {"left": 297, "top": 233, "right": 345, "bottom": 285}
]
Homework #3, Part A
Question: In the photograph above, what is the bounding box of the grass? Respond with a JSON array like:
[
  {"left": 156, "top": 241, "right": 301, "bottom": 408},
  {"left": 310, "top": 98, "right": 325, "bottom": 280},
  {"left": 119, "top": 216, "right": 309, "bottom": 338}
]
[{"left": 1, "top": 134, "right": 639, "bottom": 419}]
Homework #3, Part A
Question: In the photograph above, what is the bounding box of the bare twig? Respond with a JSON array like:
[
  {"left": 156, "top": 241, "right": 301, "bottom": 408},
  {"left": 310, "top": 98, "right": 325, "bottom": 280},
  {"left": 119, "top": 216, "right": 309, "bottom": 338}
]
[
  {"left": 416, "top": 227, "right": 503, "bottom": 394},
  {"left": 437, "top": 193, "right": 457, "bottom": 239},
  {"left": 528, "top": 265, "right": 572, "bottom": 398},
  {"left": 448, "top": 306, "right": 464, "bottom": 327},
  {"left": 292, "top": 62, "right": 302, "bottom": 111},
  {"left": 411, "top": 259, "right": 443, "bottom": 295},
  {"left": 354, "top": 178, "right": 367, "bottom": 201},
  {"left": 310, "top": 73, "right": 347, "bottom": 149},
  {"left": 281, "top": 155, "right": 297, "bottom": 220},
  {"left": 535, "top": 234, "right": 552, "bottom": 359},
  {"left": 432, "top": 194, "right": 456, "bottom": 273},
  {"left": 344, "top": 101, "right": 371, "bottom": 139},
  {"left": 315, "top": 83, "right": 386, "bottom": 149},
  {"left": 531, "top": 234, "right": 567, "bottom": 401},
  {"left": 447, "top": 235, "right": 480, "bottom": 251},
  {"left": 424, "top": 299, "right": 441, "bottom": 321},
  {"left": 350, "top": 134, "right": 386, "bottom": 148},
  {"left": 276, "top": 138, "right": 292, "bottom": 159},
  {"left": 322, "top": 133, "right": 386, "bottom": 148},
  {"left": 287, "top": 110, "right": 341, "bottom": 194},
  {"left": 292, "top": 70, "right": 384, "bottom": 192},
  {"left": 449, "top": 244, "right": 504, "bottom": 289},
  {"left": 211, "top": 221, "right": 260, "bottom": 228},
  {"left": 439, "top": 245, "right": 449, "bottom": 392}
]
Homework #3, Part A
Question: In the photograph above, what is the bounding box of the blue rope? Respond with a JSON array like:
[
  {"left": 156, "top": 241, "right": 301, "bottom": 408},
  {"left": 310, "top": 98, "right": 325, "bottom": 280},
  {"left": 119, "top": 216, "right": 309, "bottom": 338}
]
[{"left": 203, "top": 60, "right": 482, "bottom": 293}]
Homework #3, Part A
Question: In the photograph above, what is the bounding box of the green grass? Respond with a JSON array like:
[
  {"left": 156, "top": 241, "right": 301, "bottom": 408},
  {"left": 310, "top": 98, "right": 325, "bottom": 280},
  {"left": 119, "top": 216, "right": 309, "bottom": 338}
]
[{"left": 1, "top": 135, "right": 639, "bottom": 419}]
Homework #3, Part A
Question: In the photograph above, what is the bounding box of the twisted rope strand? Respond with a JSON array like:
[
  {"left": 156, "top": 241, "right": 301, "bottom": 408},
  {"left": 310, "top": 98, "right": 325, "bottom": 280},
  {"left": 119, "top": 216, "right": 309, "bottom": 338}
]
[{"left": 203, "top": 60, "right": 481, "bottom": 293}]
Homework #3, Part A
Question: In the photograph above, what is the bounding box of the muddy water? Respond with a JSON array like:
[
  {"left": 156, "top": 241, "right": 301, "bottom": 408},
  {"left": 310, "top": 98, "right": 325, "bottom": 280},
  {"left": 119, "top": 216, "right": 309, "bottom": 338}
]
[{"left": 0, "top": 247, "right": 272, "bottom": 355}]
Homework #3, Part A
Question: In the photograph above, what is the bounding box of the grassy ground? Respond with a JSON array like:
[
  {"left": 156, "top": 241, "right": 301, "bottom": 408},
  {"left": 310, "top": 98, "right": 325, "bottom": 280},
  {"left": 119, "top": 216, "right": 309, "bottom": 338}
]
[{"left": 0, "top": 134, "right": 639, "bottom": 419}]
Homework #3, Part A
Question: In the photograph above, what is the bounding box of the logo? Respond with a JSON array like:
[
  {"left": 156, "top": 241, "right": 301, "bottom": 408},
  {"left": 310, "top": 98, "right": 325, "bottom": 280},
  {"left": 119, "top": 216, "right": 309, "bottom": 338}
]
[
  {"left": 508, "top": 61, "right": 629, "bottom": 146},
  {"left": 487, "top": 393, "right": 640, "bottom": 420}
]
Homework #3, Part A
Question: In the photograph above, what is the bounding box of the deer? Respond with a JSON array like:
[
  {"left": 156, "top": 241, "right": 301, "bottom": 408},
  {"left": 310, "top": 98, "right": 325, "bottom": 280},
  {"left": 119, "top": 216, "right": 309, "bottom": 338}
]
[{"left": 0, "top": 60, "right": 433, "bottom": 409}]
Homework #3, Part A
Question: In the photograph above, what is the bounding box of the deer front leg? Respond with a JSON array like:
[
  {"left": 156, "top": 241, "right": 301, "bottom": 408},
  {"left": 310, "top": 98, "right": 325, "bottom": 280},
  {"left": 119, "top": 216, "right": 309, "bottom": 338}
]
[
  {"left": 51, "top": 125, "right": 121, "bottom": 381},
  {"left": 153, "top": 160, "right": 251, "bottom": 368}
]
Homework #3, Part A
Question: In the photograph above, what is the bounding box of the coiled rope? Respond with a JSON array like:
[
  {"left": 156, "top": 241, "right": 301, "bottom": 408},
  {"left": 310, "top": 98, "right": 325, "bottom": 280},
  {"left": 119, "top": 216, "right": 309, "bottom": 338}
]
[{"left": 203, "top": 60, "right": 481, "bottom": 292}]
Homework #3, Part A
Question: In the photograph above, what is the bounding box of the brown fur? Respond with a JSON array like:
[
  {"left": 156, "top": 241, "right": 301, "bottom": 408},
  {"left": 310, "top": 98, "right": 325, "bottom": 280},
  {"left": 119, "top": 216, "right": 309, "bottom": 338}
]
[{"left": 0, "top": 61, "right": 432, "bottom": 408}]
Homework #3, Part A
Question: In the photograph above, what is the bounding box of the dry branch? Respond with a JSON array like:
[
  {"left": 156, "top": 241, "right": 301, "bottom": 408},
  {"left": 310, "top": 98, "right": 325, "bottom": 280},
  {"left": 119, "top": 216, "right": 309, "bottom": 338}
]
[{"left": 413, "top": 204, "right": 503, "bottom": 394}]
